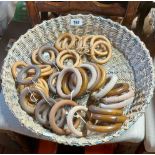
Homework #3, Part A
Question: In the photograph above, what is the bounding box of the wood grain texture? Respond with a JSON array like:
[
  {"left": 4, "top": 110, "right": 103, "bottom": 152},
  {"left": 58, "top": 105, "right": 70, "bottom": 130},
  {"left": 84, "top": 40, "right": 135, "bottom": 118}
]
[{"left": 26, "top": 2, "right": 139, "bottom": 27}]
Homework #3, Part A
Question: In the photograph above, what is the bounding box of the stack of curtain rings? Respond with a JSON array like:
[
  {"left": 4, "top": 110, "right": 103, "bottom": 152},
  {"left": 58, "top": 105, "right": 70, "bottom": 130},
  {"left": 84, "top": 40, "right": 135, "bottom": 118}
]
[{"left": 11, "top": 33, "right": 134, "bottom": 137}]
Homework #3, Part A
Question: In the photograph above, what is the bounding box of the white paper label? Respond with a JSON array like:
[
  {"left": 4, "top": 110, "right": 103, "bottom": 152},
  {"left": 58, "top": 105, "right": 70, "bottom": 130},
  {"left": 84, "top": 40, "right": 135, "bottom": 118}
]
[{"left": 70, "top": 19, "right": 83, "bottom": 26}]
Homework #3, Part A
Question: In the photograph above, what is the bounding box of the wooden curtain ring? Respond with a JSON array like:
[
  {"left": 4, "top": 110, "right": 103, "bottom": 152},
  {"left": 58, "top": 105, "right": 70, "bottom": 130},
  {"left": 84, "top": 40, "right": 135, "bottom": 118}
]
[
  {"left": 90, "top": 114, "right": 127, "bottom": 123},
  {"left": 75, "top": 35, "right": 83, "bottom": 49},
  {"left": 92, "top": 43, "right": 108, "bottom": 56},
  {"left": 88, "top": 105, "right": 123, "bottom": 116},
  {"left": 31, "top": 49, "right": 42, "bottom": 65},
  {"left": 17, "top": 65, "right": 41, "bottom": 85},
  {"left": 35, "top": 98, "right": 66, "bottom": 128},
  {"left": 91, "top": 40, "right": 112, "bottom": 64},
  {"left": 62, "top": 68, "right": 89, "bottom": 97},
  {"left": 100, "top": 96, "right": 134, "bottom": 109},
  {"left": 62, "top": 68, "right": 88, "bottom": 96},
  {"left": 76, "top": 68, "right": 89, "bottom": 96},
  {"left": 52, "top": 98, "right": 67, "bottom": 128},
  {"left": 55, "top": 33, "right": 76, "bottom": 51},
  {"left": 12, "top": 61, "right": 27, "bottom": 79},
  {"left": 55, "top": 108, "right": 67, "bottom": 128},
  {"left": 38, "top": 78, "right": 49, "bottom": 91},
  {"left": 83, "top": 35, "right": 94, "bottom": 48},
  {"left": 80, "top": 63, "right": 98, "bottom": 90},
  {"left": 93, "top": 65, "right": 106, "bottom": 91},
  {"left": 61, "top": 38, "right": 69, "bottom": 49},
  {"left": 90, "top": 35, "right": 111, "bottom": 47},
  {"left": 36, "top": 78, "right": 49, "bottom": 97},
  {"left": 49, "top": 99, "right": 80, "bottom": 135},
  {"left": 39, "top": 65, "right": 51, "bottom": 73},
  {"left": 17, "top": 85, "right": 25, "bottom": 93},
  {"left": 92, "top": 74, "right": 118, "bottom": 100},
  {"left": 48, "top": 72, "right": 60, "bottom": 94},
  {"left": 32, "top": 49, "right": 56, "bottom": 65},
  {"left": 106, "top": 83, "right": 129, "bottom": 97},
  {"left": 68, "top": 68, "right": 89, "bottom": 96},
  {"left": 62, "top": 73, "right": 71, "bottom": 94},
  {"left": 35, "top": 98, "right": 55, "bottom": 126},
  {"left": 60, "top": 54, "right": 76, "bottom": 67},
  {"left": 90, "top": 35, "right": 111, "bottom": 56},
  {"left": 19, "top": 87, "right": 47, "bottom": 114},
  {"left": 26, "top": 86, "right": 43, "bottom": 103},
  {"left": 90, "top": 63, "right": 102, "bottom": 91},
  {"left": 56, "top": 67, "right": 82, "bottom": 99},
  {"left": 56, "top": 50, "right": 80, "bottom": 69},
  {"left": 22, "top": 78, "right": 49, "bottom": 102},
  {"left": 34, "top": 83, "right": 49, "bottom": 97},
  {"left": 60, "top": 53, "right": 82, "bottom": 67},
  {"left": 102, "top": 88, "right": 135, "bottom": 103},
  {"left": 41, "top": 68, "right": 53, "bottom": 77},
  {"left": 38, "top": 44, "right": 58, "bottom": 66},
  {"left": 28, "top": 65, "right": 53, "bottom": 77},
  {"left": 86, "top": 121, "right": 122, "bottom": 133},
  {"left": 67, "top": 105, "right": 88, "bottom": 137}
]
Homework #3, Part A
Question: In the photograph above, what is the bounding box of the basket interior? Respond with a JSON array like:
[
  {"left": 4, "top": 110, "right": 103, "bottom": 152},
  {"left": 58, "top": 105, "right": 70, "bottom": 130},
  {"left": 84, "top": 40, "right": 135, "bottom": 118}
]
[{"left": 1, "top": 14, "right": 154, "bottom": 146}]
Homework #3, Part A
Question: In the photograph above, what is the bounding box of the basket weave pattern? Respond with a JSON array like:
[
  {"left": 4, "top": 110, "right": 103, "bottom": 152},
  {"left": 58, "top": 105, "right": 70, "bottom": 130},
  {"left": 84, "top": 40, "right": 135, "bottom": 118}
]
[{"left": 1, "top": 14, "right": 154, "bottom": 146}]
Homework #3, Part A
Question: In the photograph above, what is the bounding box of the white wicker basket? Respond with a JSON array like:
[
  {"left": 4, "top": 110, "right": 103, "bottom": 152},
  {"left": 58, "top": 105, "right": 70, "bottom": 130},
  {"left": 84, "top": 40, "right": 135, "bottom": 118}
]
[{"left": 1, "top": 14, "right": 154, "bottom": 146}]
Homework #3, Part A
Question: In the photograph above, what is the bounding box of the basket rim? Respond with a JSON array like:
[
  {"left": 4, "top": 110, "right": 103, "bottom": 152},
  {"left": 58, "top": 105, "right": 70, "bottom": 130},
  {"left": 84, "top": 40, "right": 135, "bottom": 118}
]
[{"left": 1, "top": 14, "right": 155, "bottom": 146}]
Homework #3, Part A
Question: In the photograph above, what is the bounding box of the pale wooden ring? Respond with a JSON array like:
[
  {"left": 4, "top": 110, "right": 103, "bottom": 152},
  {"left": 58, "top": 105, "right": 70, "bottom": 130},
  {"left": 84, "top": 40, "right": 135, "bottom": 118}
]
[
  {"left": 49, "top": 99, "right": 80, "bottom": 135},
  {"left": 91, "top": 40, "right": 112, "bottom": 64},
  {"left": 55, "top": 33, "right": 76, "bottom": 51},
  {"left": 56, "top": 50, "right": 80, "bottom": 69}
]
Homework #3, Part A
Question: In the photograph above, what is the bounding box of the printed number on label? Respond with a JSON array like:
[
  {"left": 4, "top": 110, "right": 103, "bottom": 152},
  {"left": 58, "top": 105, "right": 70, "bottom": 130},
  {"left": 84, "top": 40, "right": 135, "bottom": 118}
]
[{"left": 70, "top": 19, "right": 83, "bottom": 26}]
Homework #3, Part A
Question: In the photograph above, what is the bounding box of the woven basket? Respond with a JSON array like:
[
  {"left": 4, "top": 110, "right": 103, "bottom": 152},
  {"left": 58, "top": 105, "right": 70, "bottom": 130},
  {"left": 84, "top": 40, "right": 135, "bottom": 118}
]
[{"left": 1, "top": 14, "right": 154, "bottom": 146}]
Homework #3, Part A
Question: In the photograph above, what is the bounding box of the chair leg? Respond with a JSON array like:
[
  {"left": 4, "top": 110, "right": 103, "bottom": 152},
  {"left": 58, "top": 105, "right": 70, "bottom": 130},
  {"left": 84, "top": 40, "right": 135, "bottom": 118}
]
[
  {"left": 122, "top": 2, "right": 140, "bottom": 28},
  {"left": 26, "top": 2, "right": 41, "bottom": 26}
]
